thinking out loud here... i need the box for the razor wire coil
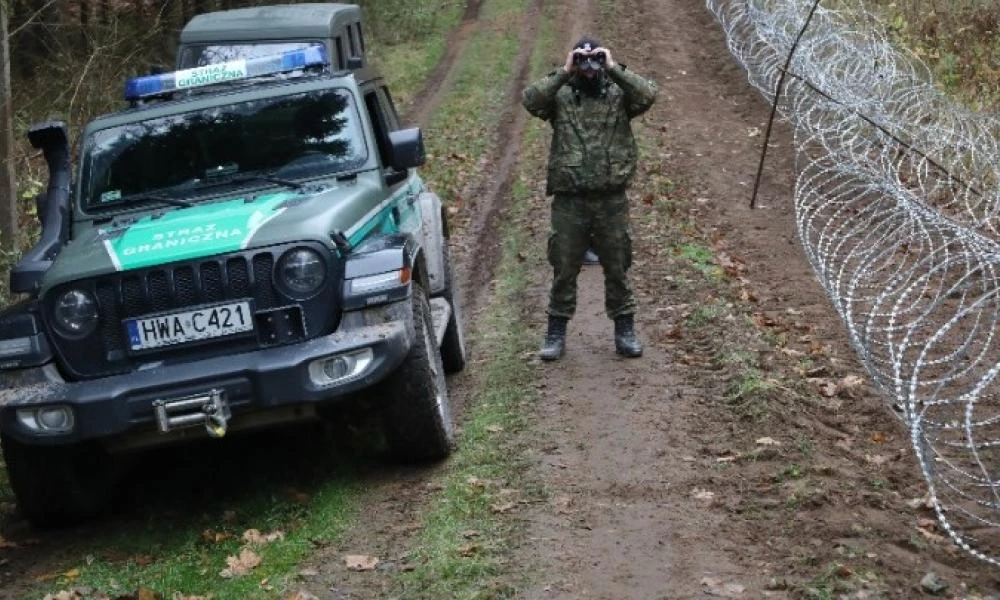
[705,0,1000,566]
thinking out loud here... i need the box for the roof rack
[124,46,328,102]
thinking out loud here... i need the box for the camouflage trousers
[547,190,636,319]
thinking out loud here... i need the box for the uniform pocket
[554,151,584,167]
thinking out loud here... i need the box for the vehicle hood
[43,181,386,290]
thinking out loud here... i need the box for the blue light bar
[124,46,329,101]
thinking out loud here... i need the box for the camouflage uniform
[522,64,658,319]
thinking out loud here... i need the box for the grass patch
[674,243,725,280]
[365,0,464,108]
[25,432,365,599]
[389,2,558,597]
[685,300,726,328]
[395,198,536,597]
[417,0,527,208]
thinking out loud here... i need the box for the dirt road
[298,0,1000,597]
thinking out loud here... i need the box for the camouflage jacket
[522,64,658,195]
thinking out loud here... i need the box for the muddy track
[455,0,546,312]
[287,1,550,596]
[406,0,484,130]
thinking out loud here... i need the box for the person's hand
[563,48,581,73]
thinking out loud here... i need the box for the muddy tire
[437,244,467,374]
[1,434,114,528]
[380,282,454,462]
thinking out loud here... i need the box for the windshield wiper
[123,194,195,209]
[199,173,304,192]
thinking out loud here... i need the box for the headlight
[278,248,326,296]
[53,289,99,337]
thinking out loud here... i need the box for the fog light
[16,405,75,433]
[323,357,350,380]
[308,349,373,388]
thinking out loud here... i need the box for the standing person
[522,36,658,361]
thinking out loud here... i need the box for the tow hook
[152,389,230,438]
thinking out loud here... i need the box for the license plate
[125,301,253,351]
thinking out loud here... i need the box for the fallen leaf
[837,375,865,397]
[132,554,155,567]
[834,437,854,451]
[485,424,504,433]
[701,576,746,597]
[242,529,285,545]
[42,592,81,600]
[906,494,934,510]
[461,530,481,539]
[220,548,262,578]
[817,380,838,397]
[201,529,233,544]
[62,568,81,581]
[466,476,487,489]
[137,588,162,600]
[490,501,517,514]
[917,527,947,544]
[344,554,379,571]
[865,454,889,466]
[692,489,715,501]
[920,571,949,595]
[459,543,480,557]
[755,437,781,446]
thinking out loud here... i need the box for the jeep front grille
[46,243,341,379]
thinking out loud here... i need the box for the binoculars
[574,51,606,71]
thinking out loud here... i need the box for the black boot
[539,315,568,361]
[614,314,643,357]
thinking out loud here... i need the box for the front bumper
[0,302,414,446]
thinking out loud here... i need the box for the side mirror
[388,127,425,170]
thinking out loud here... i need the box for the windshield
[179,41,324,68]
[81,88,367,211]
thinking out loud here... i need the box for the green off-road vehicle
[0,3,466,526]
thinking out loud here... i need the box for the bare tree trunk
[0,3,19,251]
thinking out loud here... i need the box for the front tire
[1,434,115,528]
[379,283,454,462]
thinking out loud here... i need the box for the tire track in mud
[451,0,546,315]
[406,0,484,130]
[290,1,549,596]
